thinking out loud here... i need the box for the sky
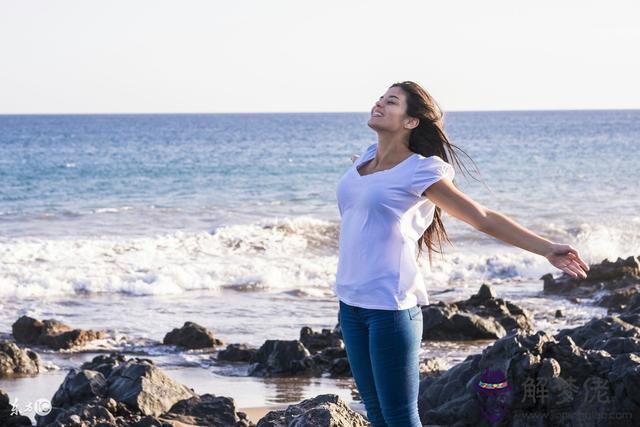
[0,0,639,114]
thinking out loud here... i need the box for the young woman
[334,81,590,427]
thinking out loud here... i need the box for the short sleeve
[410,155,455,197]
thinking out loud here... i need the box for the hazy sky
[1,0,638,113]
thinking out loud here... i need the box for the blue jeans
[338,299,423,427]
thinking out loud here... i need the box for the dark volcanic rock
[256,393,368,426]
[421,283,535,340]
[163,321,223,349]
[51,368,108,408]
[248,340,317,377]
[11,315,106,350]
[416,313,640,426]
[162,393,252,426]
[35,352,255,426]
[0,341,40,377]
[542,255,640,313]
[107,359,196,416]
[299,326,343,354]
[217,343,258,362]
[80,352,130,378]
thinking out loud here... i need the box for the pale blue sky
[1,0,638,113]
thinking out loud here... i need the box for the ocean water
[0,111,637,412]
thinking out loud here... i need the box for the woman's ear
[405,117,419,130]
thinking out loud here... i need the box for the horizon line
[0,107,639,116]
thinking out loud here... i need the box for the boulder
[12,315,106,350]
[421,284,534,340]
[163,321,223,349]
[51,369,108,408]
[0,341,40,377]
[217,343,258,362]
[248,340,316,377]
[256,394,368,426]
[162,393,252,426]
[107,359,196,417]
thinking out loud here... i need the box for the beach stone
[256,393,368,426]
[11,315,106,350]
[0,389,32,426]
[0,341,40,377]
[161,393,253,426]
[107,359,196,417]
[248,340,316,377]
[217,343,258,362]
[51,369,108,408]
[163,321,223,349]
[420,284,534,340]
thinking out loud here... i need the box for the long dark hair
[390,81,486,268]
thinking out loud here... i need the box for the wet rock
[256,394,368,426]
[555,309,563,318]
[163,321,223,349]
[248,340,317,377]
[0,341,40,377]
[11,315,106,350]
[421,284,534,340]
[0,389,32,426]
[162,393,253,426]
[217,343,258,362]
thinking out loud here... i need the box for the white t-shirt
[334,142,455,310]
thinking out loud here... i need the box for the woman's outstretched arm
[424,177,590,279]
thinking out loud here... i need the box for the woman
[334,81,590,427]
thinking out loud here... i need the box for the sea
[0,110,638,416]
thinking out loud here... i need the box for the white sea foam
[0,216,636,299]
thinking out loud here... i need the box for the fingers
[563,260,588,279]
[565,247,590,272]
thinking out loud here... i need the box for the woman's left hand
[543,242,590,279]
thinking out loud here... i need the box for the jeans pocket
[408,305,422,320]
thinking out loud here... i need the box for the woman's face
[367,86,412,133]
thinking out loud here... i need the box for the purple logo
[475,368,513,423]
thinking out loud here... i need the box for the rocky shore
[1,255,638,426]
